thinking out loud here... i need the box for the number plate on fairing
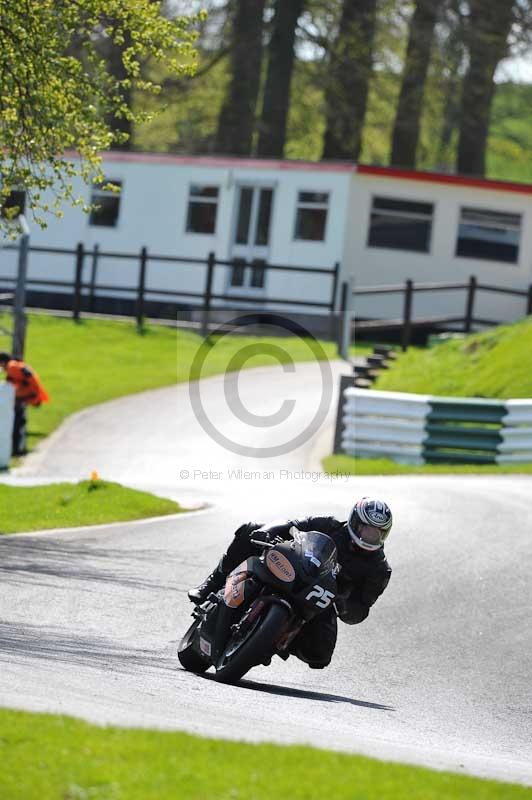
[199,637,212,656]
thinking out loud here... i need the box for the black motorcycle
[178,529,339,684]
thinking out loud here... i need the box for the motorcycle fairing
[265,549,296,583]
[224,560,250,608]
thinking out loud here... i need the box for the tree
[456,0,516,176]
[215,0,266,155]
[0,0,200,231]
[256,0,305,158]
[96,32,133,151]
[390,0,439,168]
[322,0,378,161]
[433,1,467,170]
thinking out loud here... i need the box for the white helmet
[347,497,393,551]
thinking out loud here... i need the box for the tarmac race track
[1,362,531,785]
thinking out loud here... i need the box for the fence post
[201,251,215,337]
[72,242,84,322]
[339,279,354,360]
[337,281,347,356]
[332,374,354,454]
[88,244,99,313]
[12,215,30,359]
[464,275,477,333]
[401,278,413,352]
[136,246,148,330]
[527,284,532,317]
[328,261,340,340]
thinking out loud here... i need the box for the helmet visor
[353,522,388,548]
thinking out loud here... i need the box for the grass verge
[0,708,530,800]
[323,454,532,476]
[0,313,364,452]
[374,317,532,398]
[0,479,183,533]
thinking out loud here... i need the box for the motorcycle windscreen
[292,530,338,578]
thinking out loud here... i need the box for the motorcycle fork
[275,618,303,653]
[211,601,240,665]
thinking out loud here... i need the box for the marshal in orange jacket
[5,359,49,406]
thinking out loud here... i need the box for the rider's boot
[188,563,226,604]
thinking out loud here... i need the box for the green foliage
[1,708,530,799]
[133,55,229,153]
[0,1,203,232]
[0,480,183,533]
[488,83,532,182]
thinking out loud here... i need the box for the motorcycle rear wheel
[178,619,209,674]
[214,603,289,684]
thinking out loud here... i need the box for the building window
[89,180,122,227]
[1,188,26,219]
[186,185,219,234]
[367,196,433,253]
[294,191,329,241]
[456,207,521,264]
[229,258,265,289]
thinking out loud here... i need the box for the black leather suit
[219,516,392,668]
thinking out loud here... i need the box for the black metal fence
[338,276,532,352]
[3,240,531,353]
[0,243,340,337]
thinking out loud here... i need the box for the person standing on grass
[0,352,49,456]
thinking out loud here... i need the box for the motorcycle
[178,528,340,684]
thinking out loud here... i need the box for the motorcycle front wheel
[214,603,289,685]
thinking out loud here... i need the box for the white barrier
[338,387,532,465]
[341,388,428,464]
[0,383,15,468]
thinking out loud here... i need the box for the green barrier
[428,405,507,425]
[426,424,503,440]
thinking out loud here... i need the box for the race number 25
[305,585,335,609]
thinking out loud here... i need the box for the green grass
[0,480,183,533]
[323,454,532,476]
[0,709,530,800]
[374,318,532,398]
[0,312,358,451]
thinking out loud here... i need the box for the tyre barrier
[337,388,532,465]
[0,383,15,468]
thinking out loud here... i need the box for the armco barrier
[338,388,532,465]
[0,383,15,468]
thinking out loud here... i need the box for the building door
[228,185,274,294]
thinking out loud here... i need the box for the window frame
[89,179,122,228]
[185,184,220,236]
[293,190,330,243]
[366,194,435,255]
[454,206,522,266]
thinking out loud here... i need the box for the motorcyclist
[188,497,393,669]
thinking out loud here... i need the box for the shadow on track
[0,537,178,591]
[201,673,394,711]
[0,621,174,673]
